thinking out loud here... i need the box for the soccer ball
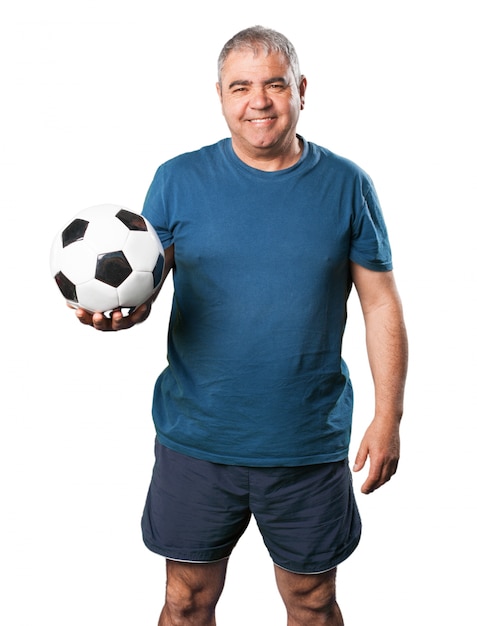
[50,204,165,314]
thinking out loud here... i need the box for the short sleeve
[349,176,393,272]
[142,166,174,249]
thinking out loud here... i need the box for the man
[76,26,408,626]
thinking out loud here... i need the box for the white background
[1,1,475,624]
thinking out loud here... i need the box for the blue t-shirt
[142,138,392,466]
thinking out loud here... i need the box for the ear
[216,82,223,103]
[299,75,307,110]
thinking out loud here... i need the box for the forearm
[350,265,408,492]
[364,296,408,424]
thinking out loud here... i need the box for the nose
[249,87,272,109]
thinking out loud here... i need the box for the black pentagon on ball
[152,254,165,288]
[62,218,89,248]
[55,271,78,303]
[116,209,148,231]
[95,250,132,287]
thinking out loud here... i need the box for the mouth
[247,117,276,125]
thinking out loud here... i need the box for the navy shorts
[141,440,361,574]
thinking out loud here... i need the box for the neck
[232,135,303,171]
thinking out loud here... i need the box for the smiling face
[216,48,307,170]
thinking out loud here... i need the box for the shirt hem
[156,435,349,467]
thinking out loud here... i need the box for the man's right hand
[73,300,153,331]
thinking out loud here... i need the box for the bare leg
[158,559,228,626]
[274,565,344,626]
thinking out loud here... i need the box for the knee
[276,567,343,624]
[291,580,337,616]
[160,560,227,624]
[164,578,217,621]
[306,585,338,618]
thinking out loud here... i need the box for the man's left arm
[350,262,409,494]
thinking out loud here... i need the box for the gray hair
[217,26,302,86]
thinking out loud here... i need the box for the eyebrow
[227,76,288,89]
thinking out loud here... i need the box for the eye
[231,86,247,94]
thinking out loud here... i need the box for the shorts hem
[164,555,230,565]
[271,533,361,575]
[143,535,233,564]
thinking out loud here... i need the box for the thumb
[353,444,368,472]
